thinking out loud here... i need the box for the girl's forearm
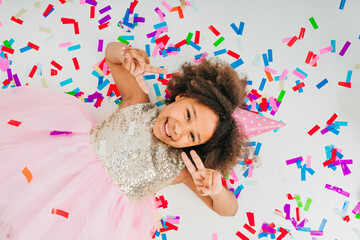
[210,186,238,216]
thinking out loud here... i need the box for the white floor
[1,0,359,239]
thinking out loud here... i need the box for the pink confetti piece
[229,169,239,182]
[292,69,305,80]
[212,233,218,240]
[0,20,2,27]
[280,69,289,80]
[264,67,277,75]
[161,1,172,11]
[0,57,10,71]
[59,42,72,48]
[248,165,253,177]
[352,202,360,214]
[282,36,293,44]
[319,46,333,54]
[309,55,320,66]
[269,97,278,111]
[306,155,311,168]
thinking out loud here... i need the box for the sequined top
[89,103,185,203]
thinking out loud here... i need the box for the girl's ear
[175,93,186,101]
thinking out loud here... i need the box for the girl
[0,42,284,239]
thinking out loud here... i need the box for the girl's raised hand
[120,46,168,94]
[181,150,223,197]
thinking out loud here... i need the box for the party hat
[232,108,286,138]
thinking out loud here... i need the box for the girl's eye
[190,132,195,142]
[187,109,191,121]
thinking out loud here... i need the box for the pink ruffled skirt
[0,85,157,240]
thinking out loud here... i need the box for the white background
[0,0,359,239]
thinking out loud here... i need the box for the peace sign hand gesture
[120,46,168,94]
[181,150,223,197]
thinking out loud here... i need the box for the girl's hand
[181,150,223,197]
[120,46,168,94]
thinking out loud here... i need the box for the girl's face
[153,95,219,148]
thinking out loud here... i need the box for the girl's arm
[105,42,150,106]
[173,151,238,216]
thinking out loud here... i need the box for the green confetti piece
[117,36,130,45]
[356,213,360,219]
[213,36,225,47]
[309,17,319,29]
[186,32,193,45]
[295,195,303,208]
[277,90,286,102]
[224,172,230,179]
[3,40,12,49]
[304,198,312,211]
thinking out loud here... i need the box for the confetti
[51,208,69,218]
[309,17,319,29]
[339,41,351,56]
[22,167,33,183]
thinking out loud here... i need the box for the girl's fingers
[181,152,197,177]
[144,64,168,74]
[189,150,205,170]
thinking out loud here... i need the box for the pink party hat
[232,108,286,138]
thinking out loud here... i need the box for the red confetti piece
[51,60,63,71]
[51,69,58,76]
[246,212,255,226]
[287,36,298,47]
[326,113,338,125]
[174,39,187,49]
[209,25,220,36]
[1,46,14,54]
[61,17,75,24]
[194,30,200,44]
[129,0,138,12]
[308,125,320,136]
[90,6,95,18]
[343,215,350,222]
[338,82,351,88]
[74,22,79,34]
[277,227,289,240]
[8,119,22,127]
[236,231,249,240]
[170,6,184,19]
[43,4,54,17]
[305,51,313,64]
[292,82,305,91]
[296,207,300,221]
[22,167,33,183]
[227,50,240,59]
[29,65,37,78]
[72,57,80,70]
[11,16,23,25]
[51,208,69,218]
[298,27,306,39]
[157,78,168,85]
[59,0,66,4]
[27,42,39,51]
[287,193,294,200]
[98,21,109,30]
[243,224,256,234]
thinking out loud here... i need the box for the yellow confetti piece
[34,2,41,8]
[39,26,52,33]
[41,78,48,88]
[355,64,360,69]
[22,167,33,183]
[156,96,166,104]
[93,65,104,77]
[14,9,26,19]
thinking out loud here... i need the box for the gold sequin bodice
[89,103,185,203]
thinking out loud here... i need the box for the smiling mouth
[164,119,171,138]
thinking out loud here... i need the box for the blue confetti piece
[194,53,203,60]
[346,70,352,83]
[333,121,348,128]
[153,83,161,96]
[154,21,167,29]
[120,35,134,41]
[20,46,32,53]
[214,48,227,56]
[343,200,349,214]
[167,47,179,52]
[254,142,262,155]
[247,80,252,85]
[331,40,336,52]
[97,79,110,91]
[297,227,311,232]
[230,58,244,69]
[268,49,273,62]
[316,78,328,89]
[92,70,101,78]
[161,232,167,240]
[188,41,201,51]
[44,7,54,18]
[301,167,306,181]
[339,0,346,10]
[144,74,155,80]
[295,68,308,78]
[161,49,168,57]
[155,101,164,107]
[296,160,302,169]
[262,53,269,66]
[327,125,339,135]
[68,44,81,51]
[295,80,304,93]
[328,163,337,171]
[230,23,239,34]
[258,232,269,238]
[259,78,266,91]
[336,151,343,159]
[145,44,150,57]
[238,22,245,35]
[233,184,244,195]
[9,38,15,46]
[318,218,327,231]
[60,78,73,87]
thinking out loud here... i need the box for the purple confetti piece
[247,93,259,100]
[290,217,298,228]
[310,231,323,236]
[261,223,276,234]
[98,15,111,25]
[284,204,291,220]
[321,127,329,135]
[341,162,351,175]
[352,202,360,214]
[297,218,309,228]
[146,31,157,38]
[339,41,351,56]
[133,17,145,23]
[50,131,72,135]
[99,5,111,14]
[85,0,97,7]
[270,101,281,116]
[7,68,12,80]
[98,39,103,52]
[286,156,303,165]
[13,73,21,86]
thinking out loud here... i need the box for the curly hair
[165,58,251,175]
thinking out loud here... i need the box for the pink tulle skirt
[0,85,158,240]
